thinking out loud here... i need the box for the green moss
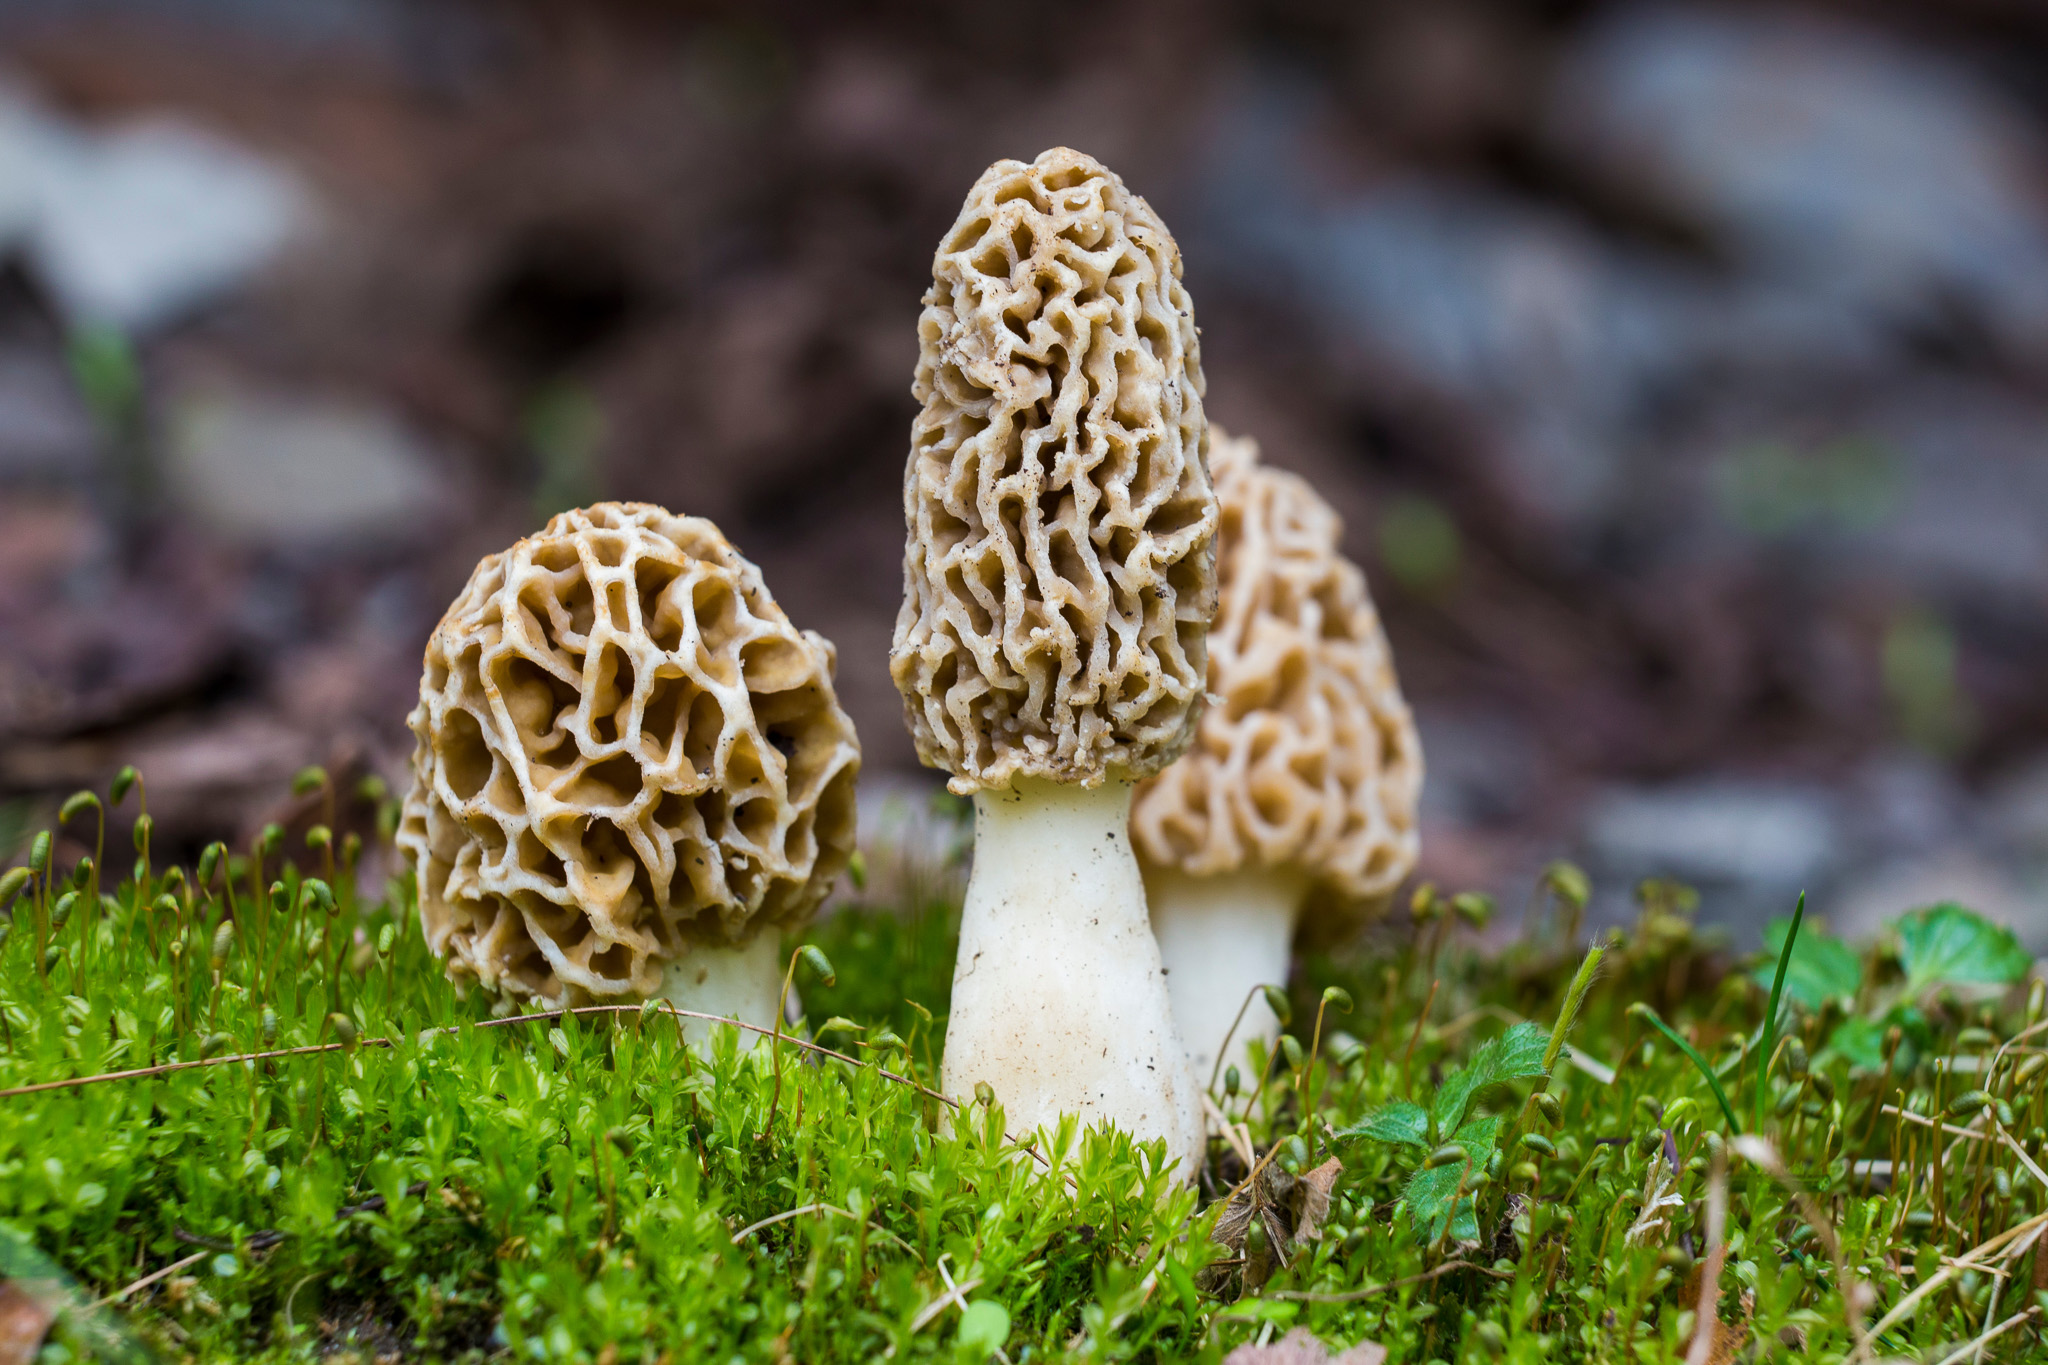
[0,791,2041,1362]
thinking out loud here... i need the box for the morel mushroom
[1130,429,1422,1082]
[892,148,1217,1176]
[398,502,860,1048]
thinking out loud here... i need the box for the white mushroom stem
[656,933,784,1053]
[1144,866,1309,1087]
[945,776,1206,1179]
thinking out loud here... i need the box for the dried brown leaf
[0,1281,58,1365]
[1291,1157,1343,1244]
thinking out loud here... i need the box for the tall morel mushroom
[892,148,1217,1175]
[398,502,860,1047]
[1130,429,1422,1082]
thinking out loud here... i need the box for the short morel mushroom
[892,148,1218,1176]
[398,502,860,1047]
[1130,429,1422,1082]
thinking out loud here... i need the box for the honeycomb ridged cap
[1129,430,1422,929]
[891,147,1219,794]
[397,502,860,1006]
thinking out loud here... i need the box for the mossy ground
[0,778,2043,1363]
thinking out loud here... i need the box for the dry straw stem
[1852,1210,2048,1361]
[907,1257,984,1335]
[1928,1305,2038,1365]
[1685,1147,1729,1365]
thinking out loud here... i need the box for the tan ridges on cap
[892,147,1218,794]
[1130,430,1421,927]
[397,502,860,1006]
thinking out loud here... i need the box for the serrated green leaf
[1897,903,2029,996]
[1749,916,1862,1009]
[1404,1116,1500,1243]
[1432,1021,1548,1135]
[1345,1101,1428,1148]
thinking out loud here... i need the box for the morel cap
[1129,430,1421,933]
[892,147,1218,794]
[398,502,860,1005]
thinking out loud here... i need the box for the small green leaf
[956,1299,1009,1354]
[1432,1021,1547,1136]
[1346,1101,1428,1148]
[1897,903,2029,996]
[1748,916,1861,1009]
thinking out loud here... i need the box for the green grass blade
[1756,889,1806,1132]
[1636,1008,1742,1133]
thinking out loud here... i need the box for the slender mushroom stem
[944,777,1205,1178]
[1145,867,1307,1086]
[656,935,784,1055]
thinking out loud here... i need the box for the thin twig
[728,1200,920,1258]
[731,1203,845,1243]
[1267,1259,1508,1303]
[0,1004,1054,1171]
[1883,1105,1990,1143]
[91,1250,207,1307]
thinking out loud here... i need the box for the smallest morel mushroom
[398,502,860,1048]
[1131,430,1422,1082]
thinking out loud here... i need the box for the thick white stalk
[945,777,1206,1179]
[1145,866,1305,1086]
[656,932,783,1053]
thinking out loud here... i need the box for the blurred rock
[166,387,443,548]
[0,347,95,481]
[1581,777,1843,908]
[1414,705,1539,830]
[1848,753,1967,858]
[1826,849,2042,949]
[1553,4,2048,359]
[0,498,242,743]
[1195,84,1698,524]
[0,83,308,333]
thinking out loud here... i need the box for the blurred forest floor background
[4,0,2048,949]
